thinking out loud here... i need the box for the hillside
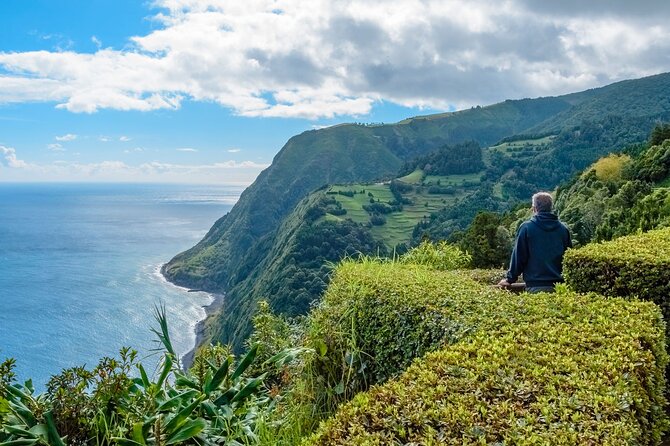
[163,72,670,350]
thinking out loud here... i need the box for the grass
[397,169,425,184]
[324,179,470,248]
[423,173,482,186]
[488,135,555,154]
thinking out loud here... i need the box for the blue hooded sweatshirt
[506,212,572,287]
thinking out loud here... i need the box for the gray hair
[532,192,553,213]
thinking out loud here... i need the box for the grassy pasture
[423,172,482,186]
[489,135,555,153]
[397,169,425,184]
[325,179,472,248]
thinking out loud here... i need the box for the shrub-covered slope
[304,262,668,445]
[555,138,670,245]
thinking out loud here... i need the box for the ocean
[0,183,241,389]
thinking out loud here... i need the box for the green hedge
[304,260,504,404]
[305,275,668,445]
[563,227,670,327]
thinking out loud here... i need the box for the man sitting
[498,192,572,293]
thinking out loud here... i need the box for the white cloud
[48,143,65,152]
[1,1,670,117]
[55,133,78,141]
[227,148,241,153]
[0,145,28,168]
[92,36,102,49]
[99,136,111,142]
[0,155,267,184]
[123,147,144,153]
[177,147,198,152]
[119,135,131,142]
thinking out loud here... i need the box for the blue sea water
[0,183,241,389]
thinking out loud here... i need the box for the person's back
[499,192,572,293]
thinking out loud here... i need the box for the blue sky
[1,0,670,184]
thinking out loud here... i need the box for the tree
[458,212,512,268]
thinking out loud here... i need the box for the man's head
[532,192,553,213]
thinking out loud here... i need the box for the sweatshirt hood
[531,212,561,231]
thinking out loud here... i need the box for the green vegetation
[396,169,424,184]
[306,267,668,445]
[564,227,670,337]
[0,308,268,446]
[399,141,485,176]
[163,72,670,351]
[555,135,670,245]
[4,235,670,444]
[207,193,387,347]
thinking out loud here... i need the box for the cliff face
[163,72,670,349]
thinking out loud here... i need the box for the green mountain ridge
[162,72,670,350]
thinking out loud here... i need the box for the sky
[1,1,670,184]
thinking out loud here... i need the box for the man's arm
[499,225,528,286]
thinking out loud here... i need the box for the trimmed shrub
[302,261,492,413]
[306,284,668,445]
[563,227,670,331]
[398,240,471,270]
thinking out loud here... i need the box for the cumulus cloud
[177,147,198,152]
[1,0,670,118]
[0,145,28,168]
[119,135,131,142]
[227,148,241,153]
[48,143,65,152]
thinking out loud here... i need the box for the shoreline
[180,290,225,369]
[154,263,224,370]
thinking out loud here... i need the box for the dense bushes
[301,257,478,412]
[0,309,269,446]
[564,227,670,329]
[306,278,668,445]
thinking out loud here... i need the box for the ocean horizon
[0,182,242,389]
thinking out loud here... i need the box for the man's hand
[497,279,511,288]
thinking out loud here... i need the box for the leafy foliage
[397,240,471,270]
[0,308,268,446]
[555,135,670,245]
[563,227,670,340]
[454,211,513,268]
[305,266,668,445]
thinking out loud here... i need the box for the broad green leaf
[156,354,173,389]
[165,418,206,445]
[157,390,198,413]
[138,364,151,389]
[4,426,37,438]
[230,376,264,403]
[163,396,203,435]
[27,424,48,439]
[43,411,65,446]
[174,374,198,390]
[205,357,231,394]
[230,344,258,381]
[131,422,146,446]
